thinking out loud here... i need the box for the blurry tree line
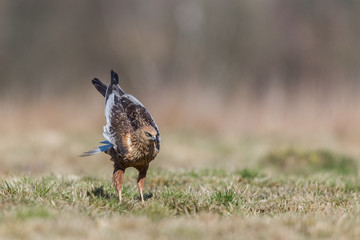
[1,0,360,99]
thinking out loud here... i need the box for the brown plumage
[81,70,160,202]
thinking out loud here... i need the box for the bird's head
[138,126,157,143]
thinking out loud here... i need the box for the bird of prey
[81,70,160,203]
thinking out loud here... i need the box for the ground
[1,129,360,240]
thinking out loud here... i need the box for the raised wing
[103,72,133,156]
[91,70,160,153]
[92,70,124,97]
[91,78,107,97]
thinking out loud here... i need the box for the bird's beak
[151,135,156,141]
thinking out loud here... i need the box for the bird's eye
[145,132,152,137]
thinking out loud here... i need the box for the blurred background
[1,0,360,176]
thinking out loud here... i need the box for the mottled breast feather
[120,94,161,151]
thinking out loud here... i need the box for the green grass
[1,168,360,240]
[262,148,358,175]
[1,129,360,240]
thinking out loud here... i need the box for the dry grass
[1,99,360,240]
[1,170,360,240]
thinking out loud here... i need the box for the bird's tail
[79,140,113,157]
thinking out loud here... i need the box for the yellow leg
[113,168,125,201]
[137,166,148,203]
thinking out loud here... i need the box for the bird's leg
[137,166,148,203]
[113,167,125,201]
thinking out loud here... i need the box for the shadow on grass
[88,186,153,202]
[88,186,115,200]
[134,192,153,201]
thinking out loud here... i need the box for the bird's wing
[91,78,107,97]
[92,70,124,97]
[103,72,133,156]
[120,94,161,151]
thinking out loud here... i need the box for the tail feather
[79,142,113,157]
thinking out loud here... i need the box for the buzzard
[81,70,160,202]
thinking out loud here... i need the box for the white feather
[123,94,145,107]
[103,92,119,148]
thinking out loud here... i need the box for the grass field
[1,126,360,240]
[1,169,360,240]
